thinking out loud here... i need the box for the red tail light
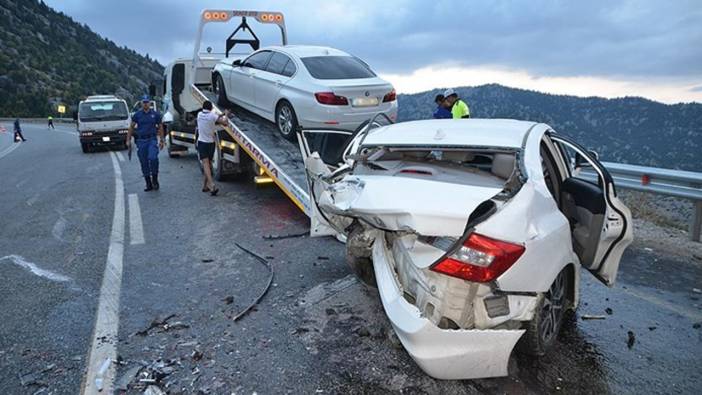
[383,89,397,102]
[314,92,348,105]
[430,233,525,283]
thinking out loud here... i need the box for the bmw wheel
[520,268,568,356]
[275,101,298,141]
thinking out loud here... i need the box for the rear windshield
[79,101,129,122]
[354,148,518,188]
[301,56,376,80]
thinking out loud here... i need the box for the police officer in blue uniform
[127,96,165,191]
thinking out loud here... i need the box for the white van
[77,95,130,153]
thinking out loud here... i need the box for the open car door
[550,135,633,286]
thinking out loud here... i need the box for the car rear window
[301,56,376,79]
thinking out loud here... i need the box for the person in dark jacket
[13,118,26,142]
[432,94,452,119]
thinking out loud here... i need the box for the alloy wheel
[278,105,293,136]
[538,270,566,344]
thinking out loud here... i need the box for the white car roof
[265,45,350,58]
[362,119,538,149]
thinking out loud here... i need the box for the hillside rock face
[0,0,163,117]
[399,84,702,172]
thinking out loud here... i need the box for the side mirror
[575,153,592,169]
[588,149,599,160]
[232,59,242,67]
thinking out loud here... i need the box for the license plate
[352,97,379,107]
[102,137,110,142]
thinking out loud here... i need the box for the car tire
[519,268,569,356]
[275,100,298,141]
[81,143,91,153]
[216,75,231,108]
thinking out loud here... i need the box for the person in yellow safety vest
[443,88,470,119]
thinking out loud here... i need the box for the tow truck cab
[78,95,129,153]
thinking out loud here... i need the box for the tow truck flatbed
[190,85,311,215]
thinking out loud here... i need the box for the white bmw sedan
[297,119,634,380]
[212,45,398,140]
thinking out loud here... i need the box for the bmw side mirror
[232,59,242,67]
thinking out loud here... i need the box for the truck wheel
[275,101,298,141]
[81,143,91,153]
[216,75,231,108]
[212,135,226,181]
[519,268,569,356]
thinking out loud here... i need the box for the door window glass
[282,60,297,77]
[266,52,291,75]
[243,51,272,70]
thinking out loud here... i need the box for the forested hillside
[0,0,163,117]
[399,84,702,171]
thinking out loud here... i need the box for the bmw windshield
[301,56,376,80]
[79,101,129,122]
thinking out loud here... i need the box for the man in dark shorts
[196,100,229,195]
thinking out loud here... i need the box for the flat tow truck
[163,9,312,215]
[162,9,391,223]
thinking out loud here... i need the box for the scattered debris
[605,307,613,315]
[693,322,701,329]
[94,358,111,391]
[233,242,274,321]
[191,350,204,361]
[627,331,636,348]
[263,231,308,240]
[144,384,166,395]
[692,288,701,294]
[325,308,337,316]
[222,296,234,305]
[643,247,653,252]
[116,365,143,391]
[19,371,42,387]
[317,256,330,261]
[134,314,189,336]
[201,258,214,263]
[356,327,371,337]
[648,326,657,331]
[581,315,606,320]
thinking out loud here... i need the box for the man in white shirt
[196,101,229,195]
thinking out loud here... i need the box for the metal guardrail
[584,162,702,242]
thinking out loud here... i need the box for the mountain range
[0,0,163,117]
[398,85,702,172]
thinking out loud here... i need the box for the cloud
[690,85,702,92]
[44,0,702,103]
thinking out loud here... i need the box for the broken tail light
[430,233,525,283]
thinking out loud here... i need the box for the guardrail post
[691,200,702,242]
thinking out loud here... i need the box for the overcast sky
[45,0,702,103]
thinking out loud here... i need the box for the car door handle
[275,80,282,87]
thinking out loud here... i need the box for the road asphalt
[0,121,700,394]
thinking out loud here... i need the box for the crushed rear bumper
[372,237,524,380]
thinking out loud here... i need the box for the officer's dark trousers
[136,138,159,177]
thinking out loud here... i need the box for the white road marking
[116,151,126,162]
[82,151,125,394]
[0,255,72,283]
[623,286,702,321]
[128,194,145,245]
[0,139,21,159]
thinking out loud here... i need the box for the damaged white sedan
[297,119,633,380]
